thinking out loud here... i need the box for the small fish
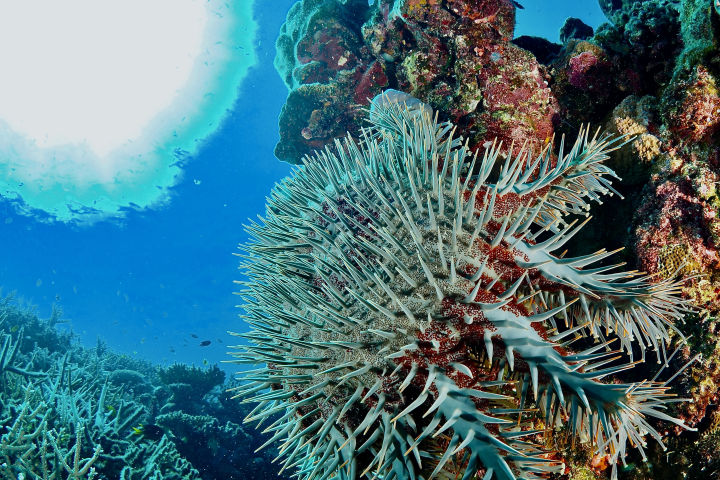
[191,334,199,338]
[199,340,211,347]
[106,405,115,414]
[10,325,19,333]
[512,1,524,8]
[141,424,164,441]
[216,338,223,344]
[131,423,164,440]
[203,359,209,365]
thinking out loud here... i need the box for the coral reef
[0,388,102,479]
[544,1,720,475]
[548,0,683,135]
[613,17,720,320]
[234,95,691,479]
[273,0,375,162]
[625,62,720,459]
[596,0,637,19]
[274,0,558,163]
[0,296,288,480]
[266,0,720,476]
[530,1,720,319]
[158,363,226,415]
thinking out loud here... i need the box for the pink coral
[666,66,720,143]
[567,51,600,89]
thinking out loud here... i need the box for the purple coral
[568,51,601,90]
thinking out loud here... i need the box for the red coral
[666,66,720,144]
[567,51,600,89]
[275,0,557,163]
[354,60,389,103]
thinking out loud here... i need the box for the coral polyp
[231,93,691,480]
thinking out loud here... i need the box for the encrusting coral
[232,92,692,480]
[273,0,558,163]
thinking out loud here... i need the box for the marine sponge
[231,93,691,480]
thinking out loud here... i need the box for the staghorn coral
[0,387,102,480]
[0,329,45,389]
[0,298,243,480]
[231,93,692,480]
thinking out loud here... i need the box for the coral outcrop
[533,1,720,321]
[548,2,720,475]
[274,0,558,164]
[233,94,690,480]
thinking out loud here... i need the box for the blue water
[515,0,606,42]
[0,1,608,371]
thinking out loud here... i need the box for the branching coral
[0,329,45,389]
[0,387,101,480]
[232,93,691,479]
[0,301,201,480]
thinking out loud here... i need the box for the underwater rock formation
[536,1,718,301]
[599,1,720,317]
[274,0,377,163]
[512,36,562,65]
[548,0,682,133]
[559,18,594,44]
[274,0,558,164]
[234,94,691,480]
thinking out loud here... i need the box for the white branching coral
[230,91,692,480]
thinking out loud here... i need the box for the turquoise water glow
[0,1,257,223]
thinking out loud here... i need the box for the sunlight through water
[0,0,257,222]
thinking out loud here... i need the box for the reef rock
[274,0,559,163]
[633,64,720,313]
[559,17,594,44]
